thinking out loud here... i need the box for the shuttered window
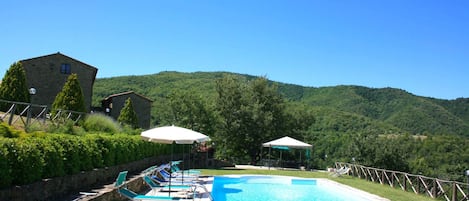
[60,63,71,74]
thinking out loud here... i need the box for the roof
[103,91,153,102]
[262,136,312,149]
[20,52,98,83]
[21,52,98,71]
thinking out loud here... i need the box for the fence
[0,99,87,128]
[335,162,469,201]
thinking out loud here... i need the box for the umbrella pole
[182,144,186,183]
[182,144,185,182]
[169,142,173,196]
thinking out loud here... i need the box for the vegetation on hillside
[93,71,469,137]
[92,71,469,182]
[1,70,467,188]
[214,76,314,164]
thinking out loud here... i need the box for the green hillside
[93,71,469,137]
[300,86,469,136]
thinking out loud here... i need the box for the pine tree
[52,73,86,113]
[0,62,29,111]
[118,97,139,128]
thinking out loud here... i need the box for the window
[60,63,71,74]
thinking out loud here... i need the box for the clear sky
[1,1,468,100]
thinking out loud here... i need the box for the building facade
[101,91,153,129]
[20,52,98,112]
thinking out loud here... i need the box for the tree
[215,75,288,164]
[214,75,248,162]
[118,98,139,128]
[0,62,29,111]
[162,90,216,136]
[52,74,86,113]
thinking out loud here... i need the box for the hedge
[0,134,170,189]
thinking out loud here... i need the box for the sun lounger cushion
[119,188,179,200]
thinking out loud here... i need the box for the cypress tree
[52,73,86,113]
[118,97,139,128]
[0,62,29,111]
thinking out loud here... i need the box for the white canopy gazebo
[262,136,312,169]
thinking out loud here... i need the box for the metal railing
[335,162,469,201]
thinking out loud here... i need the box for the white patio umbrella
[141,125,210,144]
[141,125,210,195]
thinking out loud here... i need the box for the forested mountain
[93,71,469,181]
[93,71,469,137]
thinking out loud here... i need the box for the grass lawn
[199,168,435,201]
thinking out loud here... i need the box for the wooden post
[432,179,437,198]
[381,170,385,185]
[8,104,16,125]
[391,172,395,188]
[417,176,421,194]
[403,174,407,192]
[452,182,457,201]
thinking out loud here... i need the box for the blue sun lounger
[115,171,182,201]
[118,188,180,200]
[170,161,201,175]
[143,175,194,191]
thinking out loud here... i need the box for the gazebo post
[300,150,302,167]
[268,145,272,170]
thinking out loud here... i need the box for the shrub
[37,136,65,178]
[47,120,86,135]
[0,122,23,138]
[0,62,29,112]
[25,122,45,133]
[8,138,44,185]
[83,113,121,133]
[118,98,139,128]
[0,138,13,188]
[0,133,169,188]
[51,73,85,114]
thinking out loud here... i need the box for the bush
[0,122,23,138]
[0,133,168,188]
[0,138,13,188]
[37,136,65,178]
[8,138,44,185]
[83,113,121,133]
[47,119,86,135]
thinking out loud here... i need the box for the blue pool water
[211,175,371,201]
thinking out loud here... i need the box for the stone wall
[0,153,232,201]
[0,155,172,201]
[83,158,234,201]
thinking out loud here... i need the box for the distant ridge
[92,71,469,137]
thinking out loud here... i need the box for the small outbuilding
[101,91,153,129]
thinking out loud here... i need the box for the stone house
[20,52,98,112]
[101,91,153,129]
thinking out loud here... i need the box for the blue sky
[1,1,468,100]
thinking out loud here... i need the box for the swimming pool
[211,175,388,201]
